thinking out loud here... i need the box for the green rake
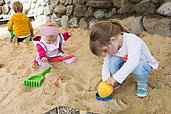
[24,67,51,87]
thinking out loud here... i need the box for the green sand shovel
[24,67,51,87]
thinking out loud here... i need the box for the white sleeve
[58,33,65,46]
[102,55,111,81]
[113,37,142,83]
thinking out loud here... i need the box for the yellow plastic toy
[97,82,113,98]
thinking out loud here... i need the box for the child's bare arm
[62,28,74,41]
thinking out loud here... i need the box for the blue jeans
[109,55,152,84]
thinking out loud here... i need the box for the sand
[0,23,171,114]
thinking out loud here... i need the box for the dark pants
[9,30,31,42]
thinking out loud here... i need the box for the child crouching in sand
[7,1,33,43]
[89,20,158,97]
[33,22,77,68]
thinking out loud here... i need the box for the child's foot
[63,56,77,65]
[10,38,13,42]
[136,83,148,97]
[113,81,121,89]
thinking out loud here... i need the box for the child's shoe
[136,83,148,97]
[113,81,121,89]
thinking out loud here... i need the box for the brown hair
[89,20,129,56]
[12,1,23,13]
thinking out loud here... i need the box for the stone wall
[0,0,171,36]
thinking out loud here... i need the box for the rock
[86,1,112,8]
[69,17,78,27]
[73,0,86,4]
[85,7,94,17]
[66,5,73,15]
[54,4,67,15]
[130,0,141,2]
[73,5,87,17]
[143,16,171,37]
[61,15,69,26]
[122,16,144,35]
[51,13,60,23]
[94,10,105,19]
[157,2,171,16]
[78,18,87,28]
[112,0,129,8]
[117,2,134,14]
[44,5,52,16]
[134,1,156,14]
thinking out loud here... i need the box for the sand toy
[48,55,74,62]
[96,82,113,101]
[24,67,51,87]
[96,92,113,101]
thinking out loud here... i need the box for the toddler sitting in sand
[33,22,77,68]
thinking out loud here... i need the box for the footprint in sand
[0,88,14,105]
[22,68,32,77]
[18,87,33,96]
[45,99,55,106]
[0,64,4,69]
[6,66,11,73]
[65,82,85,93]
[16,64,26,70]
[44,96,57,106]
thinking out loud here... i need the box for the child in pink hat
[33,22,77,68]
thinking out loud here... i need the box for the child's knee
[109,56,122,65]
[109,56,123,69]
[132,61,152,76]
[109,56,124,75]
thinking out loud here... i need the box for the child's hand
[31,34,35,37]
[41,57,48,62]
[68,28,74,36]
[106,77,116,86]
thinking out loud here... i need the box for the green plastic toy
[24,67,51,87]
[10,30,14,42]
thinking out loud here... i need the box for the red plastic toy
[48,55,74,62]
